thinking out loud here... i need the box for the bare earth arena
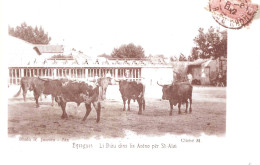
[8,84,226,139]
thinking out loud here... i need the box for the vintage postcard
[1,0,260,164]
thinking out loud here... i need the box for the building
[7,36,175,86]
[187,58,227,85]
[33,44,64,59]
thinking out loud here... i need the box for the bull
[14,77,68,107]
[55,81,101,122]
[97,76,112,100]
[14,77,35,102]
[157,81,193,115]
[117,80,145,115]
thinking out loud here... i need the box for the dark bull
[56,81,101,122]
[117,80,145,115]
[14,77,68,107]
[157,81,193,115]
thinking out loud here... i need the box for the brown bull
[158,81,193,115]
[14,77,35,102]
[55,81,101,122]
[118,80,145,115]
[14,77,68,107]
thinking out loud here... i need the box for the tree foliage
[179,53,187,61]
[9,22,51,44]
[98,53,112,59]
[192,27,227,59]
[111,43,145,59]
[190,47,200,60]
[170,56,178,62]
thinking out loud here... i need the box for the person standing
[187,73,193,84]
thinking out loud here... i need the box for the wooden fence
[8,67,142,85]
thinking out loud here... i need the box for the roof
[9,57,176,68]
[7,35,39,66]
[33,45,64,55]
[188,59,209,66]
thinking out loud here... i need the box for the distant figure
[216,72,224,87]
[187,73,193,84]
[97,73,112,100]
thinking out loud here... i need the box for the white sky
[1,0,223,57]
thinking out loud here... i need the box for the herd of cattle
[13,76,193,122]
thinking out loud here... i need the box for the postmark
[209,0,258,29]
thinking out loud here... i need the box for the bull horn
[114,79,120,82]
[157,81,164,87]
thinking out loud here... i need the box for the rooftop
[33,45,64,55]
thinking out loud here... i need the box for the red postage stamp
[209,0,258,29]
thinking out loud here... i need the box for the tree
[111,43,145,59]
[179,53,187,61]
[190,47,200,60]
[98,53,112,59]
[170,56,178,62]
[9,22,51,44]
[192,27,227,59]
[187,55,194,61]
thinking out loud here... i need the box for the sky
[1,0,223,57]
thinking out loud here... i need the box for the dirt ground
[8,85,226,139]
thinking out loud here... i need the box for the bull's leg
[143,99,145,111]
[34,92,40,108]
[40,93,43,101]
[189,98,192,113]
[169,100,173,116]
[103,87,107,100]
[51,95,54,106]
[83,103,92,121]
[35,97,39,108]
[98,87,103,100]
[127,99,131,111]
[178,103,181,114]
[23,91,27,102]
[137,99,142,115]
[101,87,104,100]
[92,101,101,123]
[185,100,188,113]
[22,87,28,102]
[122,98,126,111]
[60,101,68,119]
[55,96,61,106]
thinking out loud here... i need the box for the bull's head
[157,81,172,100]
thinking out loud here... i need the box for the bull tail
[13,86,22,97]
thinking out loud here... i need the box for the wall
[142,67,173,86]
[189,59,227,85]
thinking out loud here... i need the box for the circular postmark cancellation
[209,0,258,29]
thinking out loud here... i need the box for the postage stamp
[209,0,258,29]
